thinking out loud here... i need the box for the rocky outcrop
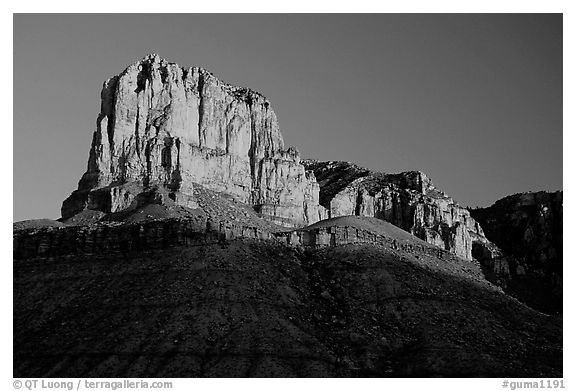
[13,216,275,260]
[17,181,291,260]
[303,160,486,260]
[14,214,448,262]
[62,54,326,227]
[275,226,449,260]
[470,191,563,313]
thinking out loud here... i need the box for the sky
[13,14,562,221]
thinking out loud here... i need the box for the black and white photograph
[10,8,568,386]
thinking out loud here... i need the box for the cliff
[57,55,506,263]
[62,54,326,227]
[470,191,563,313]
[303,160,487,261]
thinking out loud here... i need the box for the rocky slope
[470,191,563,314]
[14,225,561,377]
[16,183,287,260]
[62,54,326,227]
[302,160,487,261]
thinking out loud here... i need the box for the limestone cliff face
[303,160,487,260]
[62,54,326,226]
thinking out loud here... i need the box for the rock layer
[62,54,326,227]
[303,160,487,260]
[13,217,274,260]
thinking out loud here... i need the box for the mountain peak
[61,55,492,262]
[62,55,326,227]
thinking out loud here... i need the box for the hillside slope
[14,233,561,377]
[470,191,563,314]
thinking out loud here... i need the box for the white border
[4,2,572,390]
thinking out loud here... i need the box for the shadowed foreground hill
[470,191,563,314]
[14,233,561,377]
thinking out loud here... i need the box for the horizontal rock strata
[15,216,446,261]
[274,226,449,259]
[13,217,273,260]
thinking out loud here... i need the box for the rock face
[62,54,326,227]
[303,160,487,260]
[470,191,563,313]
[13,216,274,261]
[275,216,451,260]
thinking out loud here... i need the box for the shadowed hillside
[14,234,561,377]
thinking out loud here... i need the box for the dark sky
[13,14,562,221]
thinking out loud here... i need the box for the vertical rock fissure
[144,140,152,187]
[248,102,257,186]
[106,81,119,176]
[135,106,140,158]
[197,71,205,147]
